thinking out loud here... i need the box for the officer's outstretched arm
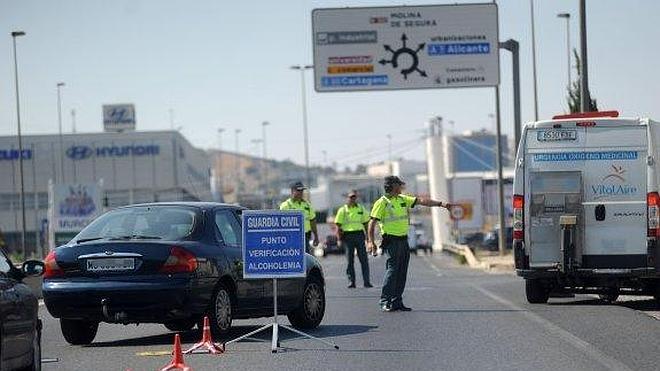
[416,196,452,210]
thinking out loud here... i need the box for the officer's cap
[384,175,406,187]
[290,181,307,191]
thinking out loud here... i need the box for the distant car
[0,249,44,371]
[321,235,344,257]
[481,227,513,251]
[42,202,326,345]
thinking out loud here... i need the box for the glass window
[74,206,198,242]
[215,210,242,248]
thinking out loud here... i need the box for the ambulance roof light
[552,111,619,120]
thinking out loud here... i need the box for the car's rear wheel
[287,276,325,329]
[60,319,99,345]
[525,279,550,304]
[164,319,197,332]
[209,283,232,335]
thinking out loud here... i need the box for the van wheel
[525,279,549,304]
[60,319,99,345]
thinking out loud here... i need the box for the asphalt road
[40,252,660,371]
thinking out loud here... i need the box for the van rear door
[581,125,647,268]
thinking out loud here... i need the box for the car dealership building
[0,130,211,255]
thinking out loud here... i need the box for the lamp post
[57,82,65,183]
[11,30,27,260]
[217,128,225,201]
[261,121,270,208]
[290,65,313,188]
[579,0,591,112]
[529,0,539,121]
[557,13,572,90]
[234,128,242,203]
[386,134,393,175]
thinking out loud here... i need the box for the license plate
[86,258,135,272]
[537,129,577,142]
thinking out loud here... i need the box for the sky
[1,0,660,170]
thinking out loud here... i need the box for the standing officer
[335,190,372,289]
[367,176,451,312]
[280,181,319,253]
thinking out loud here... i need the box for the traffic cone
[160,334,192,371]
[184,316,225,355]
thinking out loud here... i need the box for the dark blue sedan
[42,203,326,345]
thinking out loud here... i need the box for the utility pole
[12,30,27,260]
[499,40,522,148]
[217,128,225,202]
[71,109,77,134]
[262,121,270,208]
[579,0,591,112]
[57,82,66,183]
[290,65,313,188]
[234,129,241,203]
[530,0,539,121]
[387,134,393,175]
[557,13,572,90]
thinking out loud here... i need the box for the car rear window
[74,206,198,242]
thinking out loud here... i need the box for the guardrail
[442,242,489,270]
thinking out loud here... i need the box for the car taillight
[648,192,660,238]
[43,250,64,278]
[159,247,198,273]
[513,195,524,241]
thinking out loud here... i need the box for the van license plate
[537,130,577,142]
[86,258,135,272]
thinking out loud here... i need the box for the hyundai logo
[66,145,94,160]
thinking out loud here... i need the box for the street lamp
[386,134,393,175]
[290,64,314,188]
[557,13,571,90]
[578,0,591,112]
[217,128,225,201]
[234,128,242,203]
[529,0,539,121]
[11,30,27,260]
[261,121,270,208]
[57,82,66,183]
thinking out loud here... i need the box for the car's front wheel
[288,276,325,329]
[60,319,99,345]
[209,282,233,335]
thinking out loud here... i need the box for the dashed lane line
[472,285,633,371]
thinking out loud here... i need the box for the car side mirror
[22,260,45,277]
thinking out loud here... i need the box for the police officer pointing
[335,190,372,289]
[367,176,451,312]
[280,181,319,253]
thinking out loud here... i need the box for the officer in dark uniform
[367,176,451,312]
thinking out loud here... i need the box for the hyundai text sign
[242,210,306,279]
[103,104,136,132]
[66,144,160,160]
[312,4,499,92]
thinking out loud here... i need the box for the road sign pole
[499,40,521,148]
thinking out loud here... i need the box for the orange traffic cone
[184,316,225,355]
[160,334,192,371]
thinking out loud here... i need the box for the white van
[512,111,660,304]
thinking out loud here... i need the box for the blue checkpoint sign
[242,210,306,279]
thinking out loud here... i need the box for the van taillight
[647,192,660,238]
[159,247,198,273]
[513,195,524,240]
[43,250,64,278]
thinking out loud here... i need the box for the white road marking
[472,285,634,371]
[421,255,443,277]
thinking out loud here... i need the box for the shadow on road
[549,297,659,311]
[85,324,377,348]
[414,309,526,313]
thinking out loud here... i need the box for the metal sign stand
[224,278,339,353]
